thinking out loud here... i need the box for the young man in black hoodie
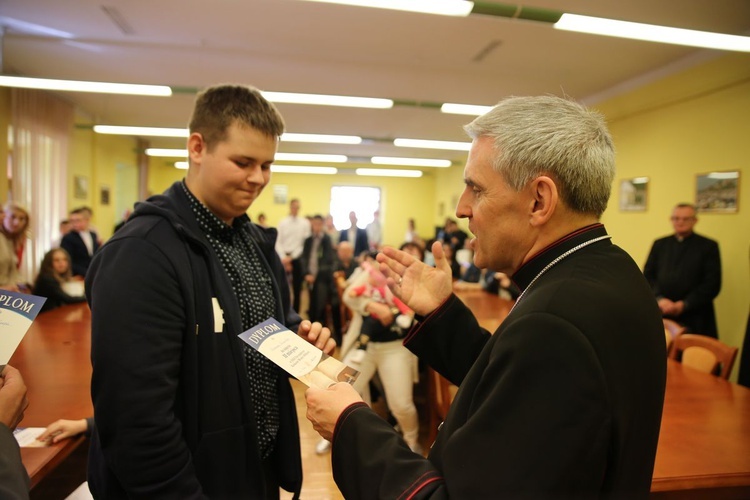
[86,84,334,499]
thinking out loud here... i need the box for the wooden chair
[425,367,458,445]
[669,333,738,379]
[663,318,686,356]
[332,271,352,334]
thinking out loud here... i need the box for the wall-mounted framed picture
[74,175,89,200]
[273,184,288,205]
[100,185,111,206]
[618,177,649,212]
[695,170,740,213]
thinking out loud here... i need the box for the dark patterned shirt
[182,182,280,459]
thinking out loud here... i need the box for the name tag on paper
[239,318,359,389]
[212,297,224,333]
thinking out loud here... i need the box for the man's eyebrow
[464,177,479,188]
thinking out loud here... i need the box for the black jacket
[61,230,100,277]
[300,232,336,280]
[644,232,721,337]
[339,227,369,257]
[86,182,303,499]
[330,225,666,499]
[0,424,29,499]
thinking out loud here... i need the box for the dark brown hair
[188,84,285,150]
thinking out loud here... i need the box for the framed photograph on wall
[695,170,740,213]
[74,175,88,200]
[618,177,649,212]
[100,185,111,206]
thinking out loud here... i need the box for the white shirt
[275,216,311,260]
[366,220,381,248]
[80,230,95,256]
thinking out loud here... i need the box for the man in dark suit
[644,203,722,337]
[306,96,666,499]
[339,211,368,257]
[302,214,336,327]
[61,207,101,277]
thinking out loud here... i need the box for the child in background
[33,248,87,312]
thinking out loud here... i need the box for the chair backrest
[425,367,458,444]
[669,333,738,379]
[663,319,686,356]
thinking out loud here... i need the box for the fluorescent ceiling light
[95,125,188,137]
[174,161,189,170]
[262,91,393,109]
[555,14,750,52]
[0,16,73,38]
[281,133,362,144]
[372,156,451,168]
[394,138,472,151]
[356,168,423,178]
[146,148,187,157]
[95,127,361,145]
[441,103,493,116]
[301,0,473,16]
[0,76,172,96]
[272,165,338,175]
[275,152,348,163]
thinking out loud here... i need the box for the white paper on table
[13,427,49,447]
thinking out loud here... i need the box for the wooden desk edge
[651,472,750,492]
[22,435,86,489]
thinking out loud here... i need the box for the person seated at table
[32,248,87,313]
[454,264,520,299]
[2,203,30,272]
[0,204,20,292]
[442,242,461,280]
[399,241,425,263]
[37,417,94,444]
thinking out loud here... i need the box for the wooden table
[453,287,513,332]
[8,302,93,488]
[652,360,750,498]
[453,288,750,498]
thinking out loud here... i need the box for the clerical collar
[512,223,610,293]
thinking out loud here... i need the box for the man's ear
[187,132,205,166]
[529,176,558,227]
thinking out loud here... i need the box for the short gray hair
[464,95,615,217]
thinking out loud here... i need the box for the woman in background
[0,204,19,291]
[33,248,87,312]
[2,203,30,270]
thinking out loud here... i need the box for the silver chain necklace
[509,235,612,314]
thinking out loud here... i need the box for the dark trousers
[291,258,304,312]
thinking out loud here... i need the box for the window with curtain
[9,88,73,284]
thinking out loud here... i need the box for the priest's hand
[305,383,362,441]
[377,240,453,316]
